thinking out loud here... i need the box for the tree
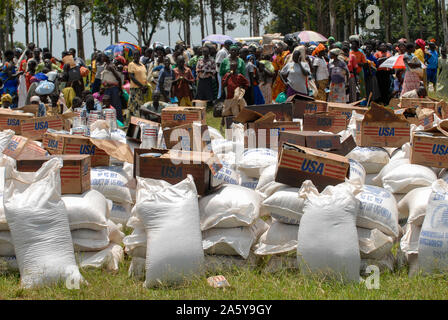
[402,0,410,40]
[442,0,448,45]
[128,0,166,47]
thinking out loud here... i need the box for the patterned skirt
[329,82,347,103]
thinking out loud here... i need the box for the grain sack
[211,162,240,188]
[211,139,235,154]
[91,166,134,204]
[380,164,437,194]
[3,157,83,288]
[356,185,400,238]
[390,142,411,161]
[135,175,204,288]
[72,229,109,252]
[107,219,124,244]
[400,223,421,256]
[254,220,299,256]
[398,187,432,224]
[239,172,259,190]
[357,227,394,260]
[255,165,285,200]
[261,187,303,225]
[62,190,110,231]
[110,202,133,225]
[0,194,7,231]
[364,174,377,186]
[0,231,14,256]
[298,181,361,283]
[418,180,448,274]
[202,219,268,259]
[199,184,262,230]
[346,147,389,174]
[372,158,410,187]
[123,226,146,257]
[237,148,278,178]
[76,243,124,271]
[349,159,366,184]
[208,126,224,140]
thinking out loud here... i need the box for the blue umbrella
[202,34,235,45]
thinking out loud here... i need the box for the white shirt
[313,57,329,81]
[281,61,310,95]
[215,47,229,71]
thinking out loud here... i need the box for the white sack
[262,187,303,225]
[348,159,366,184]
[72,229,110,252]
[77,243,124,271]
[91,166,134,204]
[346,147,389,174]
[237,148,278,178]
[381,164,437,194]
[398,187,432,225]
[357,227,394,260]
[110,202,133,225]
[254,220,299,256]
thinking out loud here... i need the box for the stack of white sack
[371,143,437,211]
[199,184,268,271]
[400,180,448,277]
[90,163,135,225]
[253,181,305,272]
[2,158,84,288]
[62,189,124,271]
[346,146,390,185]
[130,175,204,288]
[297,181,361,283]
[355,185,400,273]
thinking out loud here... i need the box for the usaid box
[0,110,34,134]
[286,94,327,118]
[303,113,348,133]
[16,155,91,194]
[400,97,447,119]
[245,121,302,150]
[126,116,160,142]
[20,115,64,140]
[275,142,350,191]
[42,132,109,167]
[356,103,411,147]
[161,106,206,128]
[244,103,293,121]
[3,135,48,160]
[163,123,212,152]
[395,107,434,129]
[278,131,341,151]
[327,102,369,120]
[133,149,222,195]
[411,120,448,168]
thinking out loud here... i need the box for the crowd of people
[1,34,448,125]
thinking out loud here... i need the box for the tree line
[1,0,448,60]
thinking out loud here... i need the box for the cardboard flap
[234,107,264,123]
[286,93,315,102]
[61,111,77,120]
[254,112,276,124]
[363,102,407,122]
[282,142,349,163]
[90,138,134,163]
[422,119,448,136]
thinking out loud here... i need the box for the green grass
[1,256,448,299]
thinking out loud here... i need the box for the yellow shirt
[415,48,425,63]
[127,62,148,88]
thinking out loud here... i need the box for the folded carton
[356,103,410,147]
[163,123,212,152]
[395,107,434,129]
[16,155,91,194]
[126,116,160,142]
[3,135,48,159]
[20,115,64,140]
[302,113,348,133]
[400,97,447,118]
[278,131,341,151]
[286,94,327,118]
[275,142,350,191]
[244,103,293,121]
[0,109,34,134]
[133,148,222,195]
[161,106,206,128]
[327,102,369,120]
[245,121,302,150]
[411,120,448,168]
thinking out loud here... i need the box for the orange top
[350,50,367,74]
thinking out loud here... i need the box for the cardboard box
[327,102,369,120]
[161,106,206,128]
[400,97,447,119]
[126,116,160,142]
[0,110,34,134]
[16,155,91,194]
[395,107,434,129]
[275,142,350,191]
[245,121,302,150]
[244,103,293,121]
[278,131,341,151]
[42,132,110,167]
[192,100,209,108]
[163,123,212,152]
[3,135,49,160]
[410,120,448,168]
[286,95,328,118]
[303,113,348,133]
[133,149,222,195]
[20,115,64,140]
[356,103,411,147]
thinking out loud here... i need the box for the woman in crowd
[272,42,289,101]
[100,54,124,122]
[127,50,148,120]
[280,47,310,97]
[172,56,195,106]
[328,48,349,103]
[195,45,216,103]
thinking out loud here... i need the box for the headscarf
[296,45,307,62]
[312,43,326,56]
[330,48,342,56]
[1,94,12,103]
[415,39,426,50]
[334,41,343,49]
[328,36,335,42]
[349,35,360,43]
[114,55,127,65]
[230,44,239,50]
[398,38,407,44]
[430,38,436,43]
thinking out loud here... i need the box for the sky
[13,7,274,58]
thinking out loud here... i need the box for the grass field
[0,107,447,300]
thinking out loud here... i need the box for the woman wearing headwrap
[219,44,246,79]
[312,43,329,101]
[272,42,290,101]
[349,36,367,100]
[280,46,310,97]
[414,39,428,89]
[246,54,265,105]
[196,45,217,102]
[328,49,349,103]
[401,43,423,97]
[258,59,275,103]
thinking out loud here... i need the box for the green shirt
[36,62,62,73]
[219,57,246,77]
